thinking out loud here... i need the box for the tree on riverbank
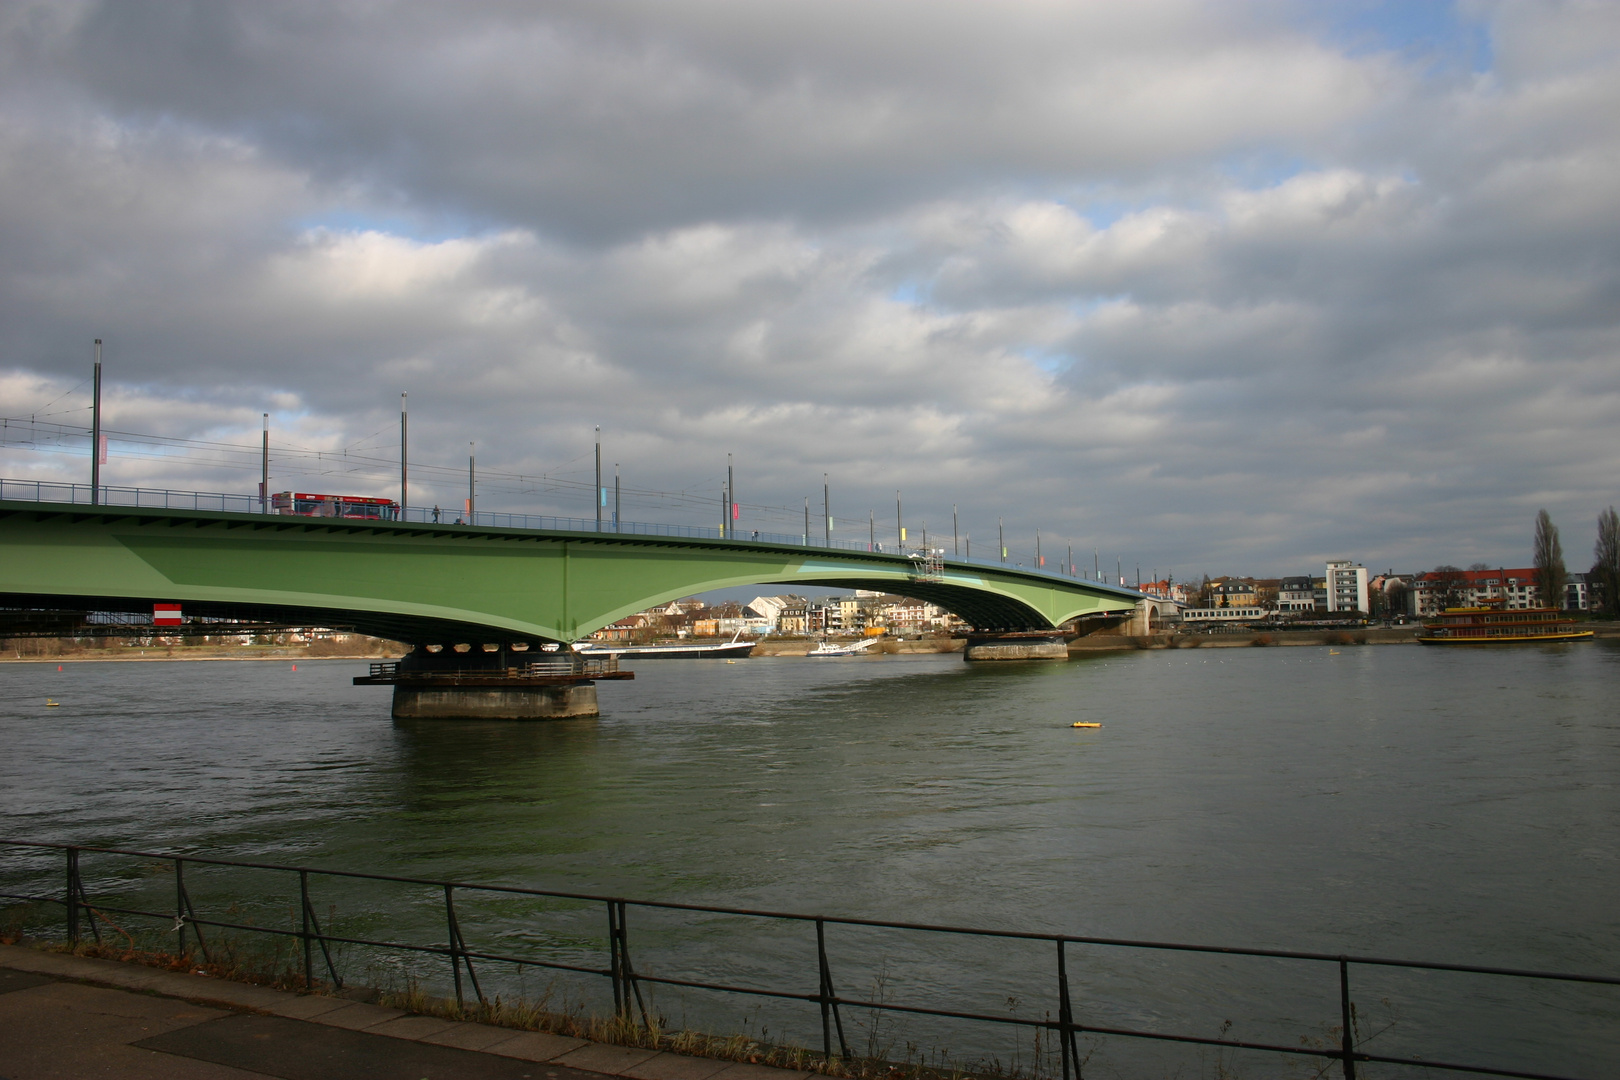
[1430,565,1469,610]
[1533,510,1567,610]
[1593,507,1620,616]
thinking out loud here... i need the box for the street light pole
[614,464,621,533]
[90,340,102,505]
[727,453,735,539]
[896,491,903,550]
[952,505,958,558]
[999,518,1005,564]
[468,443,476,523]
[823,475,830,547]
[595,427,602,532]
[261,414,269,513]
[400,392,408,512]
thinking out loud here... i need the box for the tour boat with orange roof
[1416,598,1593,645]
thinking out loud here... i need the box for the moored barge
[1417,601,1593,644]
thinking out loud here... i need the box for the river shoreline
[5,623,1614,662]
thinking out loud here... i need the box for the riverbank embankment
[0,638,407,663]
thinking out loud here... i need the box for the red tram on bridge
[270,491,400,521]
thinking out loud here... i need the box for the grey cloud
[18,1,1388,240]
[0,1,1617,578]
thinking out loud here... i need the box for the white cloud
[0,1,1616,576]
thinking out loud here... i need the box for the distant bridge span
[0,501,1144,645]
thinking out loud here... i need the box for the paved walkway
[0,945,814,1080]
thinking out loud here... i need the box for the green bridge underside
[0,503,1142,644]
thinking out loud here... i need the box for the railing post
[1339,957,1357,1080]
[446,884,465,1008]
[607,900,624,1017]
[300,870,313,990]
[174,857,187,957]
[65,847,79,945]
[1057,940,1081,1080]
[605,900,648,1028]
[815,919,849,1061]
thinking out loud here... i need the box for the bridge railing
[0,477,262,514]
[0,839,1613,1080]
[0,476,1142,593]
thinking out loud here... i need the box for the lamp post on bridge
[595,427,602,532]
[400,392,408,513]
[823,475,830,548]
[999,518,1005,564]
[260,414,269,514]
[467,443,475,523]
[90,340,102,505]
[953,505,958,558]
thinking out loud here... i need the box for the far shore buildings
[591,554,1601,642]
[1408,567,1569,616]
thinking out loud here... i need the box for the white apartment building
[1325,561,1369,613]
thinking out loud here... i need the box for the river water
[2,643,1617,1078]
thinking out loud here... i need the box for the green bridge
[0,500,1143,646]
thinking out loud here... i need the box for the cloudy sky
[1,0,1617,579]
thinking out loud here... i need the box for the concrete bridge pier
[355,643,632,720]
[962,631,1070,661]
[391,682,599,720]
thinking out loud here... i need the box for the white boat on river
[808,638,879,657]
[573,630,756,660]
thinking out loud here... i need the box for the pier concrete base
[391,682,599,720]
[962,634,1070,661]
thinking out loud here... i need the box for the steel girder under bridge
[0,502,1142,645]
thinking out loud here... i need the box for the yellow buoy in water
[46,700,59,707]
[1071,721,1101,728]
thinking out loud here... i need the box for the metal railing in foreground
[2,842,1614,1080]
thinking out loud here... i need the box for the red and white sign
[153,604,182,625]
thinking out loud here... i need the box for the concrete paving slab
[554,1043,661,1075]
[0,967,54,994]
[0,945,82,975]
[365,1013,463,1041]
[0,980,265,1080]
[485,1030,590,1062]
[623,1050,734,1080]
[0,946,163,988]
[258,992,362,1021]
[133,1012,555,1079]
[150,973,301,1012]
[420,1021,531,1051]
[709,1063,814,1080]
[304,1000,406,1030]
